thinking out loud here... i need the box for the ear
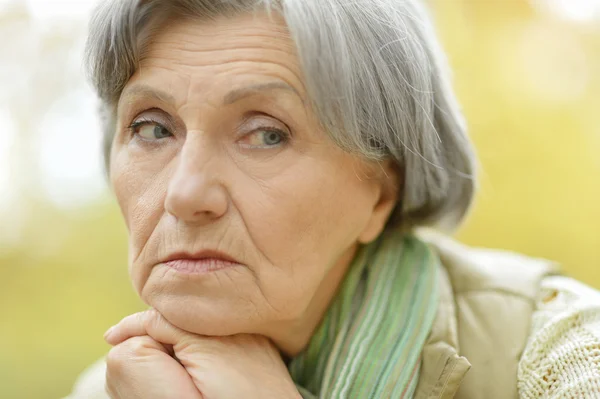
[358,160,402,244]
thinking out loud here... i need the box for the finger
[104,309,188,347]
[106,335,202,399]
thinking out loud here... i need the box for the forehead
[122,12,306,103]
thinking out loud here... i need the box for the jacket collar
[414,265,471,398]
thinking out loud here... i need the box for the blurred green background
[0,0,598,398]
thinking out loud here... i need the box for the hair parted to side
[85,0,477,231]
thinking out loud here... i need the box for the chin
[148,290,259,337]
[137,263,260,334]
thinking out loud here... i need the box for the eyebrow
[120,84,177,107]
[120,81,303,108]
[223,81,303,105]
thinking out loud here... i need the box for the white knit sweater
[518,276,600,398]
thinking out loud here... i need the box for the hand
[104,309,301,399]
[104,333,202,399]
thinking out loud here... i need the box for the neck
[270,244,359,357]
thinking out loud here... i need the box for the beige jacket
[415,232,554,398]
[67,234,600,398]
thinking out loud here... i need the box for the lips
[159,250,243,275]
[161,250,241,265]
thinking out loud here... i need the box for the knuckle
[106,336,153,372]
[134,311,147,328]
[142,308,162,332]
[124,335,154,354]
[106,348,127,375]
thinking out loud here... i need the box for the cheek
[226,155,376,321]
[111,154,169,286]
[234,154,376,280]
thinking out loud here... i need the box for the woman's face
[111,12,398,354]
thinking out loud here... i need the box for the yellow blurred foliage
[0,1,598,398]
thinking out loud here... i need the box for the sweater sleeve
[63,357,110,399]
[518,276,600,398]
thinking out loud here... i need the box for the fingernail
[103,326,115,341]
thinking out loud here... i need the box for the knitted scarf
[288,230,440,398]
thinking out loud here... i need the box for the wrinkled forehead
[117,14,308,118]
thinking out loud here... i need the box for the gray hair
[85,0,477,231]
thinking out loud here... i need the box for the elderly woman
[67,0,600,398]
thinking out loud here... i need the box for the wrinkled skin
[106,12,398,398]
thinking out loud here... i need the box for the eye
[240,128,289,148]
[129,121,173,141]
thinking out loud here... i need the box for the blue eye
[262,130,284,146]
[241,129,288,148]
[130,121,172,141]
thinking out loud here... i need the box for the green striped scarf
[288,230,440,398]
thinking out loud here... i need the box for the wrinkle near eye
[113,14,382,356]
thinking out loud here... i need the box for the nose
[164,138,229,224]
